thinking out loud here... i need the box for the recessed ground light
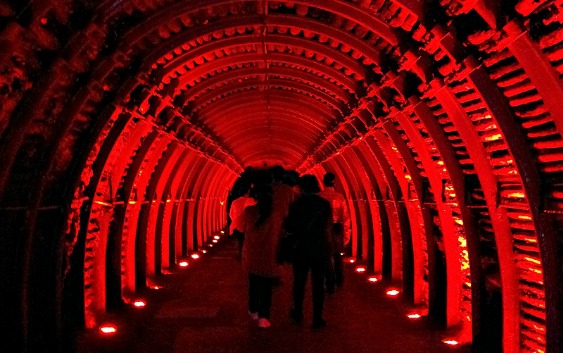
[179,261,189,267]
[349,259,355,264]
[191,253,200,259]
[208,244,214,247]
[150,285,162,290]
[214,235,220,240]
[407,313,421,319]
[386,289,400,296]
[133,300,146,308]
[355,267,366,273]
[442,339,459,346]
[99,325,117,334]
[368,276,378,283]
[201,250,207,254]
[212,239,218,243]
[220,230,225,234]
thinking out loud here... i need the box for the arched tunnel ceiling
[133,2,397,169]
[1,1,563,353]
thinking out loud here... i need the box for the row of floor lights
[98,231,226,336]
[350,258,459,348]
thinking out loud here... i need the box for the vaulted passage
[0,1,562,353]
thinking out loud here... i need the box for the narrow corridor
[76,236,470,353]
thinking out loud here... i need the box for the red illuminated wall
[0,1,562,353]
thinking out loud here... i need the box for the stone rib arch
[1,2,562,353]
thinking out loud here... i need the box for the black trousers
[232,229,244,255]
[292,255,327,322]
[248,273,274,319]
[326,252,344,290]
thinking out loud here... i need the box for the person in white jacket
[319,172,351,291]
[229,189,256,256]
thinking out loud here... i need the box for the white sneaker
[249,311,259,320]
[258,318,271,328]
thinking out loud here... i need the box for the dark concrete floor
[76,236,472,353]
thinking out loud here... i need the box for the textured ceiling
[1,1,563,353]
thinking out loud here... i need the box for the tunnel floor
[76,237,472,353]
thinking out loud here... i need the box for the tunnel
[1,0,562,352]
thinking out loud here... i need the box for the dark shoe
[290,308,303,324]
[312,319,327,329]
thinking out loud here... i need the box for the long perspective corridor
[1,1,562,353]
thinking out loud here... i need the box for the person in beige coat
[242,181,286,329]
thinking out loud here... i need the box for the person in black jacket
[284,174,332,329]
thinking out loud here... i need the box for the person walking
[241,181,285,329]
[229,186,255,257]
[284,174,332,329]
[319,172,351,292]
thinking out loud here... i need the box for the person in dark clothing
[284,174,333,329]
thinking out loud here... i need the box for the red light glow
[386,289,400,296]
[99,325,117,334]
[191,253,200,259]
[150,285,162,290]
[179,261,189,267]
[133,300,146,308]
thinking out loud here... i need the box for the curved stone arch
[199,90,337,122]
[147,14,387,81]
[361,136,406,282]
[336,149,377,262]
[178,58,358,100]
[118,0,398,55]
[180,66,354,104]
[191,77,347,113]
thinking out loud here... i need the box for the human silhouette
[284,174,332,329]
[319,172,351,291]
[241,178,285,329]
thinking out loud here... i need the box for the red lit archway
[0,1,562,353]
